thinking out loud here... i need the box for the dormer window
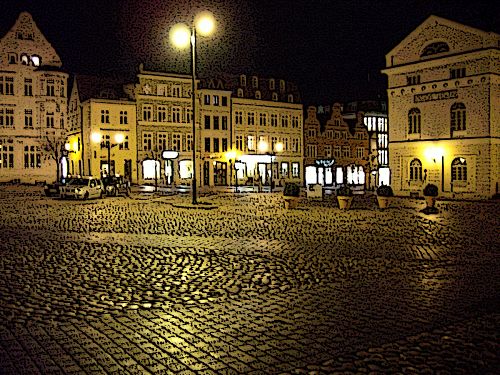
[269,79,275,90]
[240,75,246,87]
[31,55,41,67]
[272,93,278,101]
[252,76,258,89]
[237,88,244,98]
[287,94,294,103]
[279,80,285,92]
[255,90,261,99]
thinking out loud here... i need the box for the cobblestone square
[0,185,499,374]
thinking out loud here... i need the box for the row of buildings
[0,12,498,198]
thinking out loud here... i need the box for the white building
[382,15,499,199]
[0,12,68,183]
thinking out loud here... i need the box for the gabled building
[343,100,389,187]
[303,103,369,188]
[0,12,68,183]
[67,74,137,181]
[382,15,499,199]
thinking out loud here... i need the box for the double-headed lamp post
[170,11,216,205]
[258,140,283,193]
[91,132,124,177]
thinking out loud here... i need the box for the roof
[73,74,132,102]
[200,74,302,103]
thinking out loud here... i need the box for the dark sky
[2,0,499,105]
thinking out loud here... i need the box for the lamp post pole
[170,11,215,204]
[235,163,239,193]
[269,153,274,193]
[190,27,197,205]
[107,141,111,176]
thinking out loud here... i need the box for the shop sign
[162,150,179,159]
[315,159,335,167]
[414,89,458,103]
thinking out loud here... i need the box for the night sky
[2,0,499,105]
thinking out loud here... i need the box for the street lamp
[170,11,216,205]
[91,132,124,177]
[258,140,283,193]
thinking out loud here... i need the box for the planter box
[425,196,436,208]
[337,196,353,210]
[283,196,299,209]
[377,196,391,209]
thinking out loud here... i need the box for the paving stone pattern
[0,185,499,374]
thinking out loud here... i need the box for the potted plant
[336,185,354,210]
[376,184,394,209]
[283,182,300,209]
[423,183,438,207]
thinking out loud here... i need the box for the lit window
[31,55,41,66]
[143,159,160,179]
[179,160,193,179]
[291,162,300,178]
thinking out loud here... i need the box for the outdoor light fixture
[170,11,216,205]
[257,141,283,193]
[92,132,124,176]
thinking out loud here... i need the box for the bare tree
[39,129,67,182]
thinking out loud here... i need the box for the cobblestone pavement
[0,185,499,374]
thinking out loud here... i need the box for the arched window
[272,92,278,101]
[255,90,261,99]
[30,55,41,66]
[237,88,244,98]
[408,108,421,134]
[451,157,467,182]
[287,94,294,103]
[409,159,422,181]
[451,103,466,131]
[421,42,449,57]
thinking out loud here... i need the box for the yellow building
[0,12,68,183]
[382,15,500,199]
[228,74,303,187]
[67,75,137,181]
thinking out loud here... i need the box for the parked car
[59,177,104,200]
[44,181,64,197]
[102,175,131,197]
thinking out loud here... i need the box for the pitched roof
[73,74,132,102]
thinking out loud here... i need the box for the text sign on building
[414,89,458,103]
[315,159,335,167]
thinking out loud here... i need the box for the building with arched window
[0,12,68,184]
[382,15,499,199]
